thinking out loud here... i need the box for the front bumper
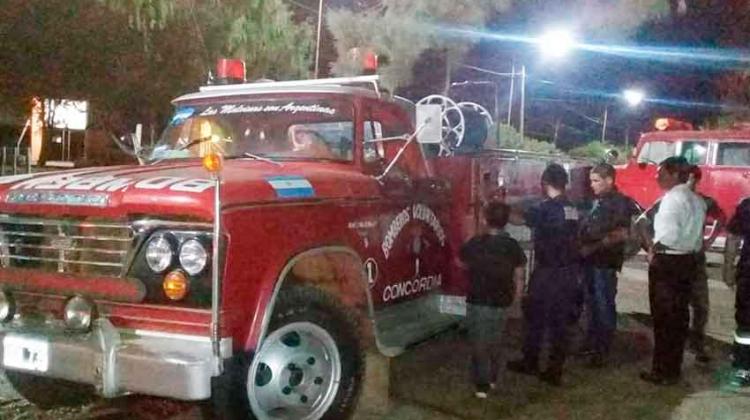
[0,318,231,400]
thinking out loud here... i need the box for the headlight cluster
[142,232,211,302]
[144,233,210,276]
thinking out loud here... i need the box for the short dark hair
[689,164,702,181]
[484,202,510,229]
[541,163,568,190]
[659,156,690,183]
[591,163,616,182]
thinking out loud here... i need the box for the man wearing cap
[641,156,706,385]
[506,163,580,386]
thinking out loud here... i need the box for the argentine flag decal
[266,175,316,198]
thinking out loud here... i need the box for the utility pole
[314,0,324,78]
[507,62,515,126]
[519,65,526,140]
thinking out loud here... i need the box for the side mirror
[415,104,443,144]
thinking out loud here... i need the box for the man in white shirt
[641,156,707,386]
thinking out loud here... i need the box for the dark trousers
[522,265,579,374]
[689,253,709,351]
[733,264,750,369]
[467,304,506,387]
[648,253,698,379]
[584,266,618,355]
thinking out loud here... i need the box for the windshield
[637,139,708,165]
[149,97,354,162]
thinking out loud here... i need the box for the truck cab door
[709,140,750,220]
[360,100,456,354]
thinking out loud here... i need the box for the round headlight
[0,291,16,323]
[64,296,94,331]
[146,235,173,273]
[179,239,208,275]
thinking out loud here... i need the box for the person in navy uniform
[506,163,581,386]
[725,197,750,387]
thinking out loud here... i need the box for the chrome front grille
[0,216,134,277]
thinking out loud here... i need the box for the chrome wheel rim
[248,322,342,420]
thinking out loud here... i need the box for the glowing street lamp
[602,88,648,142]
[537,28,576,60]
[623,88,646,107]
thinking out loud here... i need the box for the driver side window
[361,104,414,182]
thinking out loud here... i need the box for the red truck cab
[616,120,750,221]
[0,72,590,419]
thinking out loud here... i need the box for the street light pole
[520,65,526,140]
[314,0,324,79]
[507,62,515,126]
[601,105,609,143]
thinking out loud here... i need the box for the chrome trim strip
[198,74,379,93]
[6,244,127,255]
[1,231,132,241]
[131,220,213,231]
[210,172,223,373]
[174,86,381,103]
[1,254,123,267]
[132,330,233,358]
[0,216,131,230]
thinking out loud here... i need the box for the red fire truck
[0,62,589,419]
[616,118,750,222]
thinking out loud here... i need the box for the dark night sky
[293,0,750,149]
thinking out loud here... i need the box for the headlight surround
[179,239,208,275]
[146,235,174,273]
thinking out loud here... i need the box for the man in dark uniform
[506,163,580,386]
[725,197,750,387]
[579,163,639,366]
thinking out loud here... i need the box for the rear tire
[4,370,95,409]
[208,286,364,420]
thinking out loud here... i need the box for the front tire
[210,286,364,420]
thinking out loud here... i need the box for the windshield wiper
[242,152,283,166]
[178,135,213,151]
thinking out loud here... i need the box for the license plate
[3,335,49,372]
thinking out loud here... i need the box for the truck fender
[243,245,376,351]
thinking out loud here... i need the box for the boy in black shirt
[460,202,527,399]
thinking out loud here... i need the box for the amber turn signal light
[202,152,223,173]
[163,270,189,301]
